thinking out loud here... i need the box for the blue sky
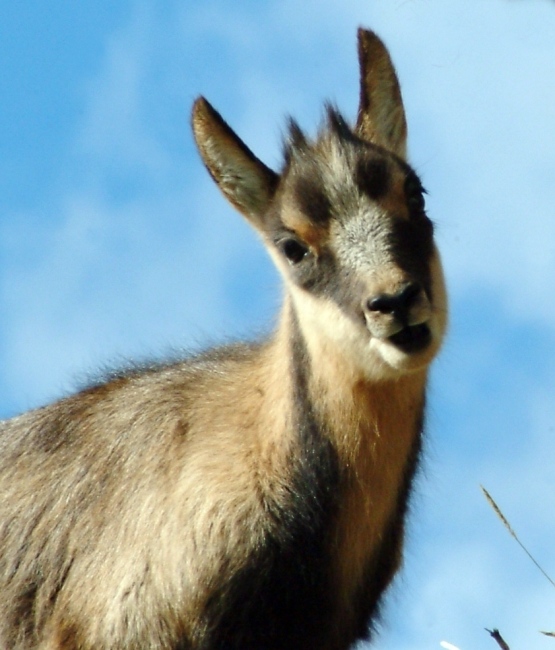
[1,1,555,648]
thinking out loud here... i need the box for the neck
[272,295,427,464]
[266,295,429,630]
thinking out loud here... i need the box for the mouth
[388,323,431,354]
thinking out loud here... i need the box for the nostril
[367,295,394,314]
[366,282,423,318]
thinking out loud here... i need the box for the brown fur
[0,29,447,649]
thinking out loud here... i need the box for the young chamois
[0,28,447,650]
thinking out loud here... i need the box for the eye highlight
[280,237,310,264]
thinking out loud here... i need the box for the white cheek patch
[288,284,398,381]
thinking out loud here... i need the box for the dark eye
[405,174,427,217]
[409,191,425,213]
[281,238,309,264]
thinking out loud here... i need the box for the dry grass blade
[485,627,511,650]
[481,486,555,589]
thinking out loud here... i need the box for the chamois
[0,28,447,650]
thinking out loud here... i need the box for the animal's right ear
[355,29,407,159]
[192,97,279,228]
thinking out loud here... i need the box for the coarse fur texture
[0,28,447,649]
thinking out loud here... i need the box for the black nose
[367,282,422,324]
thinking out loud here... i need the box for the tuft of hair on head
[323,103,357,144]
[282,117,309,167]
[282,105,358,172]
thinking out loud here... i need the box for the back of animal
[0,28,446,650]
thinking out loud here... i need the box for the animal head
[192,28,447,380]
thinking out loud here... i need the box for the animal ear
[355,29,407,159]
[192,97,279,227]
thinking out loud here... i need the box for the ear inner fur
[192,97,279,224]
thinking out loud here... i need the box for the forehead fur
[280,106,408,227]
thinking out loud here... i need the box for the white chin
[368,338,435,379]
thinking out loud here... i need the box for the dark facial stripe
[293,174,332,225]
[287,248,365,329]
[388,216,435,297]
[355,157,390,201]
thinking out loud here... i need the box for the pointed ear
[191,97,279,226]
[355,29,407,159]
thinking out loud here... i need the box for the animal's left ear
[355,28,407,159]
